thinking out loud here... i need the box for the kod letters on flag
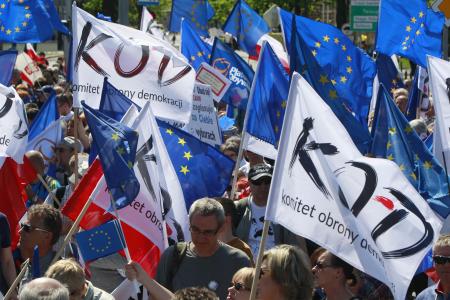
[266,73,442,300]
[72,5,195,123]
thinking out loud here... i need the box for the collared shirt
[416,282,450,300]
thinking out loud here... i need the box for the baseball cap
[58,136,83,153]
[248,164,273,182]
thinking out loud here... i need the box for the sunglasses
[251,178,271,186]
[313,262,333,270]
[189,226,219,237]
[20,223,50,233]
[433,255,450,265]
[231,282,249,291]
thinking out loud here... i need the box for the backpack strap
[166,242,187,291]
[54,186,66,209]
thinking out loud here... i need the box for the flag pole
[442,151,450,196]
[248,220,270,300]
[4,258,30,299]
[73,107,80,187]
[229,42,267,199]
[37,174,61,208]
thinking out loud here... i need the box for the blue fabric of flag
[286,12,371,154]
[209,38,254,110]
[169,0,210,36]
[375,0,444,67]
[157,120,234,209]
[75,220,126,262]
[181,19,212,71]
[29,91,59,141]
[370,84,450,218]
[222,0,269,57]
[82,101,140,210]
[280,8,376,126]
[246,42,289,146]
[376,53,405,98]
[32,245,40,279]
[406,68,421,121]
[425,132,433,151]
[96,13,112,22]
[0,50,18,85]
[0,0,69,43]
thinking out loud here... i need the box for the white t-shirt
[248,198,275,256]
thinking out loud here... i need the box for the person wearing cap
[235,163,308,257]
[55,136,83,186]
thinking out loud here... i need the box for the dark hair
[328,253,357,286]
[56,93,73,107]
[214,197,237,226]
[172,287,218,300]
[28,204,62,245]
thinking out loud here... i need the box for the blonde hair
[45,259,85,292]
[434,234,450,252]
[262,245,313,300]
[232,267,254,290]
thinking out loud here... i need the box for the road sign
[350,0,379,32]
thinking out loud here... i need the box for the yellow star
[25,5,29,10]
[424,161,433,169]
[420,23,424,28]
[276,110,281,118]
[334,37,339,44]
[390,87,396,94]
[340,76,347,83]
[166,128,173,135]
[399,164,405,171]
[197,51,203,57]
[128,161,133,169]
[117,147,125,155]
[346,56,352,62]
[329,90,338,99]
[0,4,4,8]
[315,41,321,48]
[319,74,329,85]
[387,141,392,149]
[6,29,11,35]
[178,138,186,146]
[15,26,20,32]
[341,45,347,51]
[25,13,31,19]
[346,66,352,74]
[419,11,424,18]
[410,172,417,181]
[405,36,410,41]
[281,100,287,109]
[388,127,396,135]
[111,133,120,141]
[323,35,330,42]
[414,154,419,161]
[180,165,190,175]
[406,25,411,32]
[387,154,394,161]
[22,21,27,27]
[207,54,211,59]
[331,79,337,85]
[416,30,420,36]
[274,125,279,133]
[183,151,193,160]
[404,126,413,134]
[411,17,417,23]
[191,56,195,61]
[312,49,317,57]
[392,79,397,85]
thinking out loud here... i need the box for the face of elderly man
[434,244,450,285]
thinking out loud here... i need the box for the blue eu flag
[280,8,376,126]
[376,53,405,97]
[210,38,254,110]
[82,101,140,210]
[286,12,371,154]
[0,50,17,85]
[0,0,69,43]
[181,19,212,71]
[169,0,212,36]
[375,0,444,68]
[29,90,59,141]
[370,85,450,218]
[246,42,289,147]
[406,68,421,121]
[222,0,269,57]
[75,220,126,262]
[157,120,234,209]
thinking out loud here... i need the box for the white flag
[72,5,195,123]
[0,85,28,167]
[140,6,154,33]
[266,73,442,300]
[26,119,62,167]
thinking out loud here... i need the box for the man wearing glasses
[13,204,62,289]
[155,198,250,300]
[235,164,308,257]
[416,234,450,299]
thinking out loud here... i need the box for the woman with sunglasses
[227,267,254,300]
[312,249,361,300]
[257,244,313,300]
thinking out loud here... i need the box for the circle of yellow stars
[165,128,193,176]
[401,11,426,52]
[88,230,112,254]
[111,132,135,170]
[190,0,208,32]
[0,1,31,35]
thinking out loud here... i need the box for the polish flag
[255,34,289,72]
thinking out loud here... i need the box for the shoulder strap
[54,186,66,209]
[166,242,187,291]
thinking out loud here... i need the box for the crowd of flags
[1,0,450,297]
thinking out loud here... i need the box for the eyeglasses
[433,255,450,265]
[313,262,333,270]
[20,223,50,234]
[250,178,271,186]
[189,226,219,237]
[231,282,249,291]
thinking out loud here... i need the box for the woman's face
[227,274,251,300]
[256,262,284,300]
[312,251,339,289]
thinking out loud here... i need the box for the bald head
[19,277,69,300]
[26,150,45,176]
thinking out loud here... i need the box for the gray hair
[188,198,225,227]
[19,277,69,300]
